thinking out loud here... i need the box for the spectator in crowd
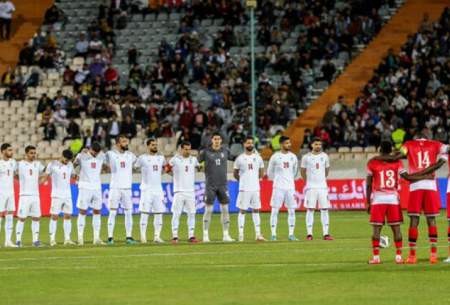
[44,4,66,25]
[0,0,15,40]
[120,114,137,139]
[63,118,81,144]
[75,33,89,57]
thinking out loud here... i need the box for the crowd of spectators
[307,9,450,150]
[2,0,399,151]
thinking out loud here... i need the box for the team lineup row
[0,134,333,248]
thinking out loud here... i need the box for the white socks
[32,220,40,243]
[238,213,245,237]
[203,205,213,234]
[171,212,181,238]
[0,217,2,236]
[306,209,314,236]
[188,213,196,238]
[15,220,24,242]
[78,214,86,239]
[64,219,72,241]
[5,214,13,243]
[108,210,117,239]
[93,214,101,241]
[49,218,57,241]
[125,209,133,238]
[252,212,261,237]
[321,209,330,236]
[154,214,163,239]
[220,204,231,237]
[270,208,279,236]
[140,213,149,241]
[288,208,296,236]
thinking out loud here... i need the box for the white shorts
[304,189,330,209]
[0,193,15,213]
[271,189,297,209]
[51,197,73,215]
[77,189,103,210]
[140,190,165,214]
[18,196,41,218]
[171,192,196,214]
[108,189,133,210]
[236,191,261,210]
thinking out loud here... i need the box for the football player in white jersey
[301,138,333,241]
[0,143,18,247]
[233,137,266,242]
[267,136,299,241]
[42,150,76,246]
[74,142,106,245]
[168,141,200,244]
[16,146,45,247]
[106,135,137,245]
[134,139,167,243]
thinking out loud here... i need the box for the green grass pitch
[0,212,449,305]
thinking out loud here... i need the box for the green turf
[0,212,449,305]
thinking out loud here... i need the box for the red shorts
[370,204,403,225]
[407,190,441,216]
[447,193,450,220]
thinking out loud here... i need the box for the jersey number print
[120,161,126,168]
[379,170,395,188]
[417,151,430,169]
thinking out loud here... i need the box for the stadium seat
[351,147,363,153]
[364,146,377,153]
[337,147,350,153]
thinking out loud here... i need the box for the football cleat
[395,255,404,264]
[189,237,200,243]
[430,254,438,264]
[256,235,267,242]
[238,234,244,242]
[64,240,76,246]
[443,257,450,263]
[126,238,138,245]
[50,240,57,247]
[16,241,22,248]
[140,238,147,244]
[368,257,381,264]
[78,238,84,246]
[306,235,313,241]
[406,256,417,264]
[4,241,18,248]
[223,235,235,242]
[33,241,41,248]
[107,238,114,245]
[93,239,105,246]
[154,237,165,244]
[171,237,179,244]
[288,235,299,241]
[323,235,334,241]
[270,235,277,241]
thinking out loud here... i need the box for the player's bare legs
[77,209,87,245]
[369,225,382,264]
[407,216,420,264]
[202,204,213,242]
[4,210,15,247]
[426,216,438,264]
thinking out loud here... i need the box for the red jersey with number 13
[367,159,405,204]
[400,139,448,191]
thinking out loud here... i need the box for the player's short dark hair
[279,136,290,144]
[380,141,393,154]
[117,134,128,141]
[91,142,102,153]
[311,137,322,144]
[211,132,222,139]
[62,149,74,160]
[180,141,191,148]
[1,143,11,152]
[244,136,254,143]
[146,138,156,146]
[25,145,36,153]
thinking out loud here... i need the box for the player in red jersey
[366,141,433,264]
[445,160,450,264]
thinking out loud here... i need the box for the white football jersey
[46,161,74,198]
[135,154,166,192]
[106,150,136,189]
[301,152,330,190]
[75,151,105,190]
[267,151,298,190]
[234,153,264,192]
[18,160,44,196]
[169,155,198,193]
[0,158,17,195]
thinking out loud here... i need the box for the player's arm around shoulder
[39,161,50,184]
[233,155,241,181]
[300,153,308,181]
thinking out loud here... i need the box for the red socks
[372,238,380,256]
[408,227,418,257]
[395,240,402,256]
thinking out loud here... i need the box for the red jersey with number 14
[367,159,405,205]
[400,139,448,191]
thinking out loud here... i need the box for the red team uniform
[367,159,405,225]
[400,139,448,216]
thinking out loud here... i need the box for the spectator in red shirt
[104,64,119,83]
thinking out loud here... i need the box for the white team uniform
[0,158,17,213]
[46,161,74,215]
[169,155,198,214]
[267,152,298,209]
[301,152,330,209]
[17,160,44,218]
[234,153,264,210]
[106,150,136,210]
[75,152,105,210]
[135,154,167,213]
